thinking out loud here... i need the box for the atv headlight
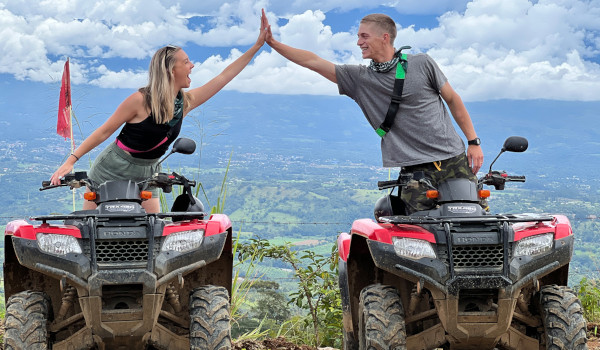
[37,233,82,255]
[514,233,553,257]
[392,237,436,259]
[162,229,204,253]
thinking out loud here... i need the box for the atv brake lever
[39,183,62,191]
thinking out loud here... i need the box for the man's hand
[467,145,483,174]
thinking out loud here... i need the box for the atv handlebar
[377,170,525,192]
[479,171,526,190]
[377,173,414,190]
[40,172,90,191]
[143,172,196,193]
[41,171,196,193]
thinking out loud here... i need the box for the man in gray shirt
[262,10,484,213]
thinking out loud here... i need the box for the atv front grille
[96,239,149,263]
[81,237,162,268]
[452,245,504,269]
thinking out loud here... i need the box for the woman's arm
[186,11,267,112]
[50,92,143,184]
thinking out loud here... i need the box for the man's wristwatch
[468,137,481,146]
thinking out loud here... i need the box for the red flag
[57,59,71,139]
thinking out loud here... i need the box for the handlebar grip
[377,180,399,189]
[42,180,52,187]
[507,175,526,182]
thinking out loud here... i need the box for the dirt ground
[588,322,600,349]
[235,334,600,350]
[0,327,598,349]
[233,337,319,350]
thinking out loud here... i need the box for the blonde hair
[361,14,397,45]
[140,45,192,124]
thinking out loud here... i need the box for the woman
[50,12,268,213]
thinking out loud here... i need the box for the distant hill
[2,78,598,175]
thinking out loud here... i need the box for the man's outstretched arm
[263,9,337,83]
[440,82,483,174]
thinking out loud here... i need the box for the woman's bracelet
[70,153,80,161]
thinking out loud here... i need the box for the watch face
[469,138,481,145]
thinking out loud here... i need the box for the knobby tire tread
[190,285,232,350]
[358,284,407,350]
[540,284,588,350]
[4,291,51,350]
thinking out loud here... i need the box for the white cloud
[89,65,147,88]
[0,0,598,101]
[251,0,600,101]
[426,0,600,101]
[386,0,472,15]
[0,0,267,85]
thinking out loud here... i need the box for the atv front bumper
[366,234,574,296]
[10,230,229,295]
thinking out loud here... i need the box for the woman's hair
[361,14,397,45]
[140,45,192,124]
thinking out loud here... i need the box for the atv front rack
[377,213,555,225]
[31,212,207,223]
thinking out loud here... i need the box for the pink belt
[115,137,168,153]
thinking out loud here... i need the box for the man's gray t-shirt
[335,53,465,167]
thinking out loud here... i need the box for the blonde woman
[50,12,268,213]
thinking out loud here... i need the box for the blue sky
[1,0,599,103]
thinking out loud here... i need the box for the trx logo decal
[448,205,477,214]
[105,204,135,212]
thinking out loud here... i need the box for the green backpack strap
[376,46,410,137]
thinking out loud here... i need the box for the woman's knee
[142,198,161,213]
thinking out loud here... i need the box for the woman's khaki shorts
[88,142,162,197]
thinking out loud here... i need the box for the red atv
[4,138,234,349]
[337,136,587,350]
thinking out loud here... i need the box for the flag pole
[67,58,75,211]
[57,57,76,211]
[69,104,76,211]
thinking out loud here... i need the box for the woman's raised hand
[260,8,272,46]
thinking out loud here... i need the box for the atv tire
[539,284,588,350]
[4,291,51,350]
[190,285,232,350]
[358,284,407,350]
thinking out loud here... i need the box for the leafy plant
[576,277,600,323]
[238,238,342,347]
[230,228,265,328]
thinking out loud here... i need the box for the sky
[1,0,599,103]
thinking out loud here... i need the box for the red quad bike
[337,136,588,350]
[4,138,234,350]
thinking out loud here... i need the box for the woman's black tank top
[116,92,184,159]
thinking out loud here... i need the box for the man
[263,10,483,213]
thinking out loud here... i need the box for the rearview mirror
[488,136,529,174]
[172,138,196,155]
[156,138,197,167]
[502,136,528,153]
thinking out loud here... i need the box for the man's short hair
[360,14,397,45]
